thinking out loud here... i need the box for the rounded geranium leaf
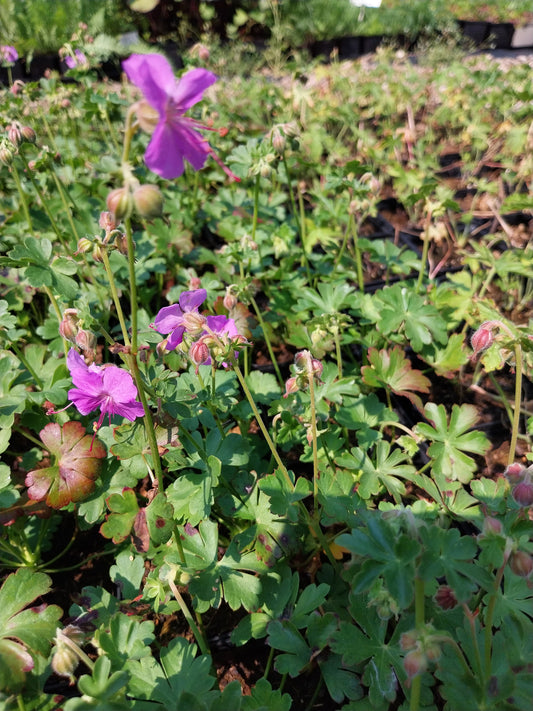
[26,421,106,509]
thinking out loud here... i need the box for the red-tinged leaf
[25,421,106,509]
[132,508,150,552]
[362,346,430,412]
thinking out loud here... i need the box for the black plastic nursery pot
[339,36,363,60]
[361,34,385,54]
[487,22,515,49]
[458,20,490,44]
[25,53,61,81]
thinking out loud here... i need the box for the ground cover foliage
[0,40,532,711]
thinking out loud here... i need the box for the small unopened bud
[92,243,104,263]
[99,211,116,233]
[75,329,97,356]
[59,308,80,343]
[182,311,206,336]
[425,642,441,663]
[223,289,238,311]
[7,123,22,146]
[75,237,92,254]
[133,184,164,219]
[470,321,498,357]
[156,339,169,356]
[20,125,36,143]
[508,550,533,578]
[512,481,533,508]
[106,187,132,221]
[271,126,286,153]
[434,585,458,610]
[189,340,210,367]
[400,631,418,651]
[284,377,299,398]
[114,232,129,256]
[189,276,202,290]
[482,516,503,536]
[0,145,14,166]
[311,358,323,378]
[504,462,526,484]
[403,650,427,678]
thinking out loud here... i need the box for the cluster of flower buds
[368,580,400,620]
[400,625,442,679]
[106,181,163,221]
[268,121,299,154]
[504,462,533,508]
[76,210,130,262]
[59,308,97,362]
[0,121,36,166]
[284,350,323,397]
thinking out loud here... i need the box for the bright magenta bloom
[123,53,220,179]
[67,349,144,430]
[0,46,18,63]
[153,288,207,350]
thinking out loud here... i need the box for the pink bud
[189,277,202,290]
[99,211,116,233]
[482,516,503,536]
[133,184,164,219]
[284,377,299,398]
[20,125,36,143]
[471,322,494,355]
[434,585,458,610]
[7,123,22,146]
[512,481,533,508]
[223,290,238,311]
[59,308,80,343]
[106,187,132,221]
[189,340,210,367]
[400,631,418,651]
[403,650,428,679]
[509,551,533,578]
[504,462,526,484]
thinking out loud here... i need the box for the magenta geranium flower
[153,288,207,351]
[0,45,18,64]
[123,53,231,180]
[64,49,87,69]
[67,349,144,430]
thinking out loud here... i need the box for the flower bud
[470,321,495,356]
[182,311,206,336]
[59,308,80,343]
[512,481,533,508]
[508,550,533,578]
[311,358,323,378]
[92,243,104,263]
[504,462,526,484]
[99,210,116,233]
[434,585,458,610]
[114,232,129,256]
[400,630,418,651]
[403,650,428,678]
[284,376,299,398]
[20,125,36,144]
[425,642,441,663]
[75,329,97,356]
[482,516,503,536]
[75,237,93,254]
[189,340,210,368]
[189,276,202,290]
[223,288,238,311]
[106,187,133,221]
[133,184,164,219]
[0,144,14,166]
[7,122,22,146]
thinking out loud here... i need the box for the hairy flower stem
[124,217,139,352]
[49,168,80,242]
[233,363,338,569]
[100,247,131,347]
[10,163,34,233]
[305,356,320,512]
[334,331,343,380]
[167,576,210,656]
[128,356,164,492]
[461,603,483,681]
[250,295,283,386]
[416,208,432,294]
[410,576,425,711]
[483,559,507,680]
[281,151,311,283]
[508,343,523,465]
[43,285,70,354]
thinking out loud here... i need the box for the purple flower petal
[123,54,176,114]
[170,68,217,112]
[179,289,207,312]
[154,303,185,333]
[67,388,101,416]
[101,367,140,405]
[166,325,186,351]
